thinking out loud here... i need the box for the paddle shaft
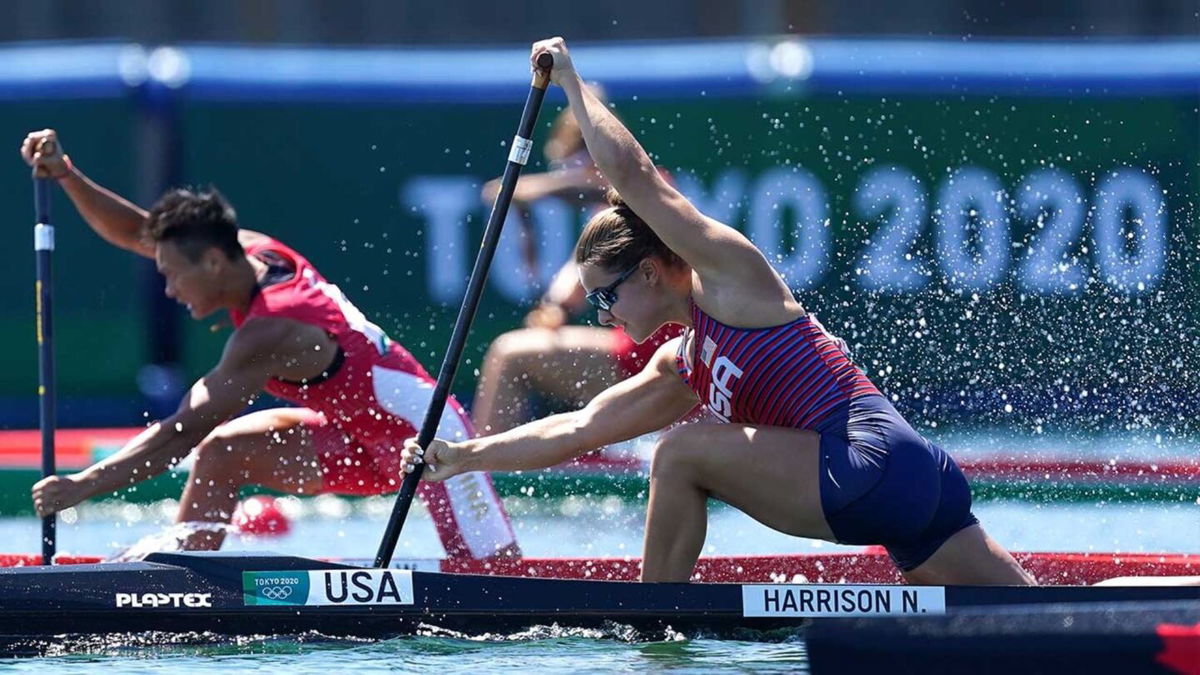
[374,54,554,568]
[34,176,56,565]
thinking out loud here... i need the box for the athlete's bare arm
[404,339,699,481]
[20,129,272,260]
[483,163,604,205]
[531,40,798,323]
[31,317,331,516]
[20,129,156,258]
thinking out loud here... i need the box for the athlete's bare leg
[640,423,834,582]
[177,408,324,550]
[902,524,1036,585]
[473,326,621,435]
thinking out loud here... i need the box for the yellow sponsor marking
[35,281,43,343]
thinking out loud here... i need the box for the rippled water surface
[1,629,811,674]
[0,431,1196,673]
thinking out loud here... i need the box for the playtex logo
[114,592,213,608]
[243,570,414,607]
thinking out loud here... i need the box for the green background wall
[0,42,1196,432]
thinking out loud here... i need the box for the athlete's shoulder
[651,335,686,374]
[231,312,328,345]
[238,230,314,271]
[221,316,294,367]
[232,314,309,343]
[237,229,273,249]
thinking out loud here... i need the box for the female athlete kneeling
[403,38,1035,586]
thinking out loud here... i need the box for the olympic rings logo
[261,585,295,601]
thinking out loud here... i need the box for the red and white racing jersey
[229,234,518,559]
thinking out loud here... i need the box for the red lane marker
[1,551,1197,585]
[959,458,1200,482]
[1156,623,1200,675]
[0,428,1197,481]
[0,428,140,469]
[442,551,1200,585]
[232,496,292,537]
[0,554,103,566]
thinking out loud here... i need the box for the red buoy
[232,495,292,537]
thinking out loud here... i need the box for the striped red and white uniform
[676,300,880,429]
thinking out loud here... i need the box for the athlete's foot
[177,523,229,551]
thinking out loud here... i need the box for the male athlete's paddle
[32,140,57,564]
[374,53,554,567]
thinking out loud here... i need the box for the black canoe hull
[0,551,1194,653]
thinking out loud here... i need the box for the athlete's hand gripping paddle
[374,53,554,568]
[32,140,58,564]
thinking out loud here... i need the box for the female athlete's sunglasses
[585,262,641,313]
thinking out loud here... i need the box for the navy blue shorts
[815,395,979,572]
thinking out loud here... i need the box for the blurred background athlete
[472,95,682,436]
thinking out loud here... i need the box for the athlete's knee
[649,425,710,479]
[192,427,246,480]
[485,329,551,369]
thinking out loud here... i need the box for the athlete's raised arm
[402,339,699,480]
[531,39,781,299]
[30,318,316,516]
[482,162,604,206]
[20,129,156,258]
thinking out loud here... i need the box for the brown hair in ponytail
[574,189,683,272]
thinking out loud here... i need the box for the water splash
[105,521,234,562]
[3,629,374,658]
[416,621,656,643]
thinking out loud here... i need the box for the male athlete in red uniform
[22,129,518,557]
